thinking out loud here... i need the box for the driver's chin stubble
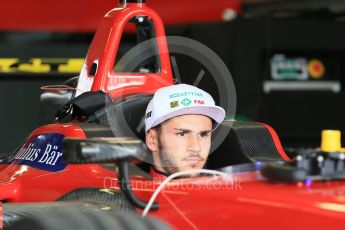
[158,146,180,175]
[157,139,206,177]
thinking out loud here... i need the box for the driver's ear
[146,129,159,152]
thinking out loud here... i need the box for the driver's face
[149,114,213,176]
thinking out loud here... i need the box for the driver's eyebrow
[174,128,192,133]
[174,128,212,134]
[200,130,213,134]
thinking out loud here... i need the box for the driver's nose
[187,133,201,153]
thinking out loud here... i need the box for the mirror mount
[63,137,159,210]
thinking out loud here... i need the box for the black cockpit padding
[87,94,154,172]
[88,94,153,141]
[56,91,111,123]
[207,121,288,169]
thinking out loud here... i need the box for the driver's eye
[200,132,210,138]
[176,132,186,136]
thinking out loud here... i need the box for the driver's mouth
[184,157,203,165]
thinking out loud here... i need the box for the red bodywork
[2,154,345,229]
[76,3,173,98]
[1,2,345,230]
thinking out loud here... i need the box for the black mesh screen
[208,121,286,169]
[77,123,116,138]
[234,122,284,161]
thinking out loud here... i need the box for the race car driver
[145,84,225,179]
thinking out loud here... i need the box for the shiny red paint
[0,123,121,203]
[30,123,86,138]
[0,202,2,229]
[0,123,102,201]
[2,153,345,229]
[1,124,345,228]
[150,176,345,229]
[78,2,173,98]
[0,0,241,32]
[0,164,112,202]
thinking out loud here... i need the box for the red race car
[1,1,345,229]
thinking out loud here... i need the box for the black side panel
[207,121,285,169]
[57,188,134,211]
[77,123,115,138]
[233,122,283,161]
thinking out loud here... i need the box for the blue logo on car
[7,133,66,172]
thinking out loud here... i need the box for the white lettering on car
[38,144,52,163]
[37,144,63,165]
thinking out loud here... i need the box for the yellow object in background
[0,58,84,74]
[321,130,341,152]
